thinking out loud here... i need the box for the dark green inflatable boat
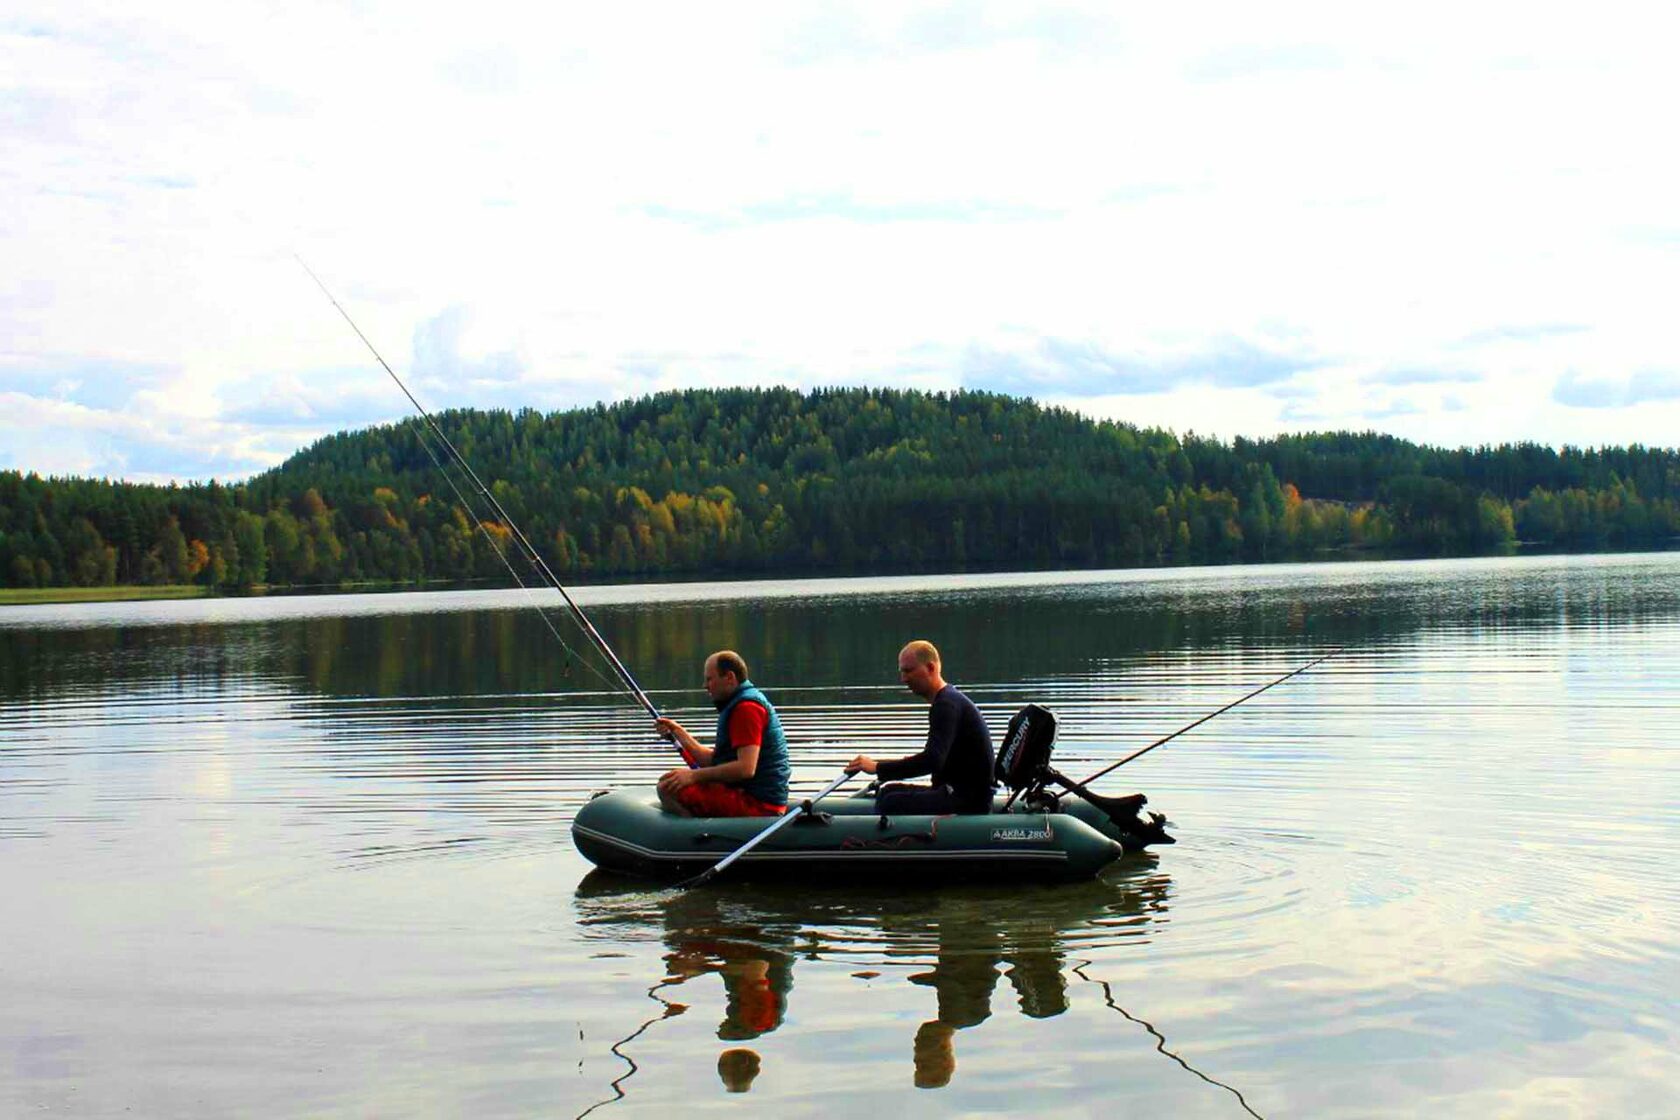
[571,786,1169,883]
[572,703,1174,883]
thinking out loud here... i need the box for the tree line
[2,387,1677,590]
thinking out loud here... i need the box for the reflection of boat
[572,861,1172,1094]
[573,789,1151,882]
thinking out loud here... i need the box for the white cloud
[3,2,1679,480]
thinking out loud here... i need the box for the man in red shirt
[655,650,792,817]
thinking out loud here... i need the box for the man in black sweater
[848,640,996,815]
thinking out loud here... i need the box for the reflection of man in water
[664,933,794,1041]
[717,1047,761,1092]
[575,869,1167,1101]
[660,913,794,1092]
[906,920,1069,1088]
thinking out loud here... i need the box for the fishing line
[575,978,684,1120]
[1078,646,1343,787]
[1071,961,1266,1119]
[305,280,613,692]
[297,255,662,718]
[401,408,618,691]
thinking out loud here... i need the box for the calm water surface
[3,554,1678,1117]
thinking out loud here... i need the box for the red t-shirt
[727,700,768,749]
[678,700,768,769]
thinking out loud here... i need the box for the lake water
[3,554,1678,1117]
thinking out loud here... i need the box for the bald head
[706,650,749,682]
[899,640,939,669]
[703,650,749,705]
[897,639,946,699]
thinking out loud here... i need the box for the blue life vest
[713,680,790,806]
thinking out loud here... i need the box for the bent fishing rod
[1078,646,1343,787]
[297,257,668,730]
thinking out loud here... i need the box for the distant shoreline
[6,541,1676,607]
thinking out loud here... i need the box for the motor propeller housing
[998,704,1174,849]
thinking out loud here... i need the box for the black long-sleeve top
[875,685,996,811]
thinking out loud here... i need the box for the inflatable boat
[572,786,1170,882]
[571,704,1174,883]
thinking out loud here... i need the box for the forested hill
[3,387,1678,590]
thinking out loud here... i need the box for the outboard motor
[997,703,1175,850]
[996,703,1058,798]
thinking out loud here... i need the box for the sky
[4,2,1679,484]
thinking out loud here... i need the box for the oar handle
[680,769,858,888]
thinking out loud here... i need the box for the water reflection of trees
[572,860,1172,1103]
[10,559,1678,703]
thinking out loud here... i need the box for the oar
[1077,646,1343,786]
[679,769,858,888]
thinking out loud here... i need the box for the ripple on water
[5,557,1680,1117]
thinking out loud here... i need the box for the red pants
[675,783,787,818]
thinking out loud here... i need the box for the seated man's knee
[878,783,956,815]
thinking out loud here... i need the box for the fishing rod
[1078,646,1343,787]
[296,257,666,727]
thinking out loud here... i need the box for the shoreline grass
[0,585,214,606]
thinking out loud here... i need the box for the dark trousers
[877,782,961,815]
